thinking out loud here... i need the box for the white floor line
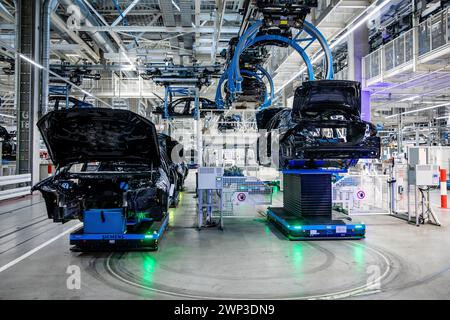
[0,223,82,273]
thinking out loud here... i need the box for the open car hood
[293,80,361,116]
[38,108,161,167]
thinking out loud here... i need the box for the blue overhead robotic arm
[215,18,334,110]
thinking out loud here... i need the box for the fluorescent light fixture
[170,0,196,28]
[329,0,392,50]
[275,0,392,94]
[19,54,43,69]
[171,0,180,11]
[400,95,420,102]
[386,102,450,118]
[121,51,134,65]
[0,38,113,108]
[81,89,93,97]
[121,66,135,71]
[0,113,15,119]
[436,115,450,120]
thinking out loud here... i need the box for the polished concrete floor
[0,174,449,300]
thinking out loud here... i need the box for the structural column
[347,23,371,121]
[15,0,41,184]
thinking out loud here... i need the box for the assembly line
[0,0,449,301]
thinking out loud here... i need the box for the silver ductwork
[57,0,116,54]
[180,0,193,50]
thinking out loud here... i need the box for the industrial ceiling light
[385,102,450,118]
[0,113,15,119]
[171,0,180,11]
[171,0,196,28]
[121,66,135,71]
[81,89,93,97]
[121,51,134,65]
[0,39,111,108]
[399,95,420,102]
[329,0,393,49]
[19,54,43,69]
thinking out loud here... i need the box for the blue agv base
[69,213,169,251]
[267,207,366,240]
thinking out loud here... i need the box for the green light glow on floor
[353,244,365,270]
[291,244,304,282]
[292,244,304,269]
[169,208,175,225]
[142,255,157,285]
[272,186,279,195]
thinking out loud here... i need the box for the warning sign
[356,190,366,200]
[237,192,247,202]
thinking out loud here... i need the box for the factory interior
[0,0,450,303]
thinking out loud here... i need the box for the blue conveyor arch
[215,20,334,109]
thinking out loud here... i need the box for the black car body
[154,97,221,118]
[158,133,189,207]
[32,108,171,223]
[257,80,380,169]
[218,114,242,133]
[225,75,267,107]
[0,125,16,161]
[49,95,93,110]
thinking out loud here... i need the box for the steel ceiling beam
[194,0,201,57]
[81,0,135,65]
[76,25,240,33]
[0,1,14,23]
[111,0,141,26]
[158,0,178,54]
[211,0,227,63]
[180,0,194,50]
[51,12,100,62]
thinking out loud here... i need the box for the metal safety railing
[0,174,31,201]
[332,173,390,215]
[81,74,160,98]
[363,7,450,84]
[215,176,273,217]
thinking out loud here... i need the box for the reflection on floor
[0,173,449,299]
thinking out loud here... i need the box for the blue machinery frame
[267,169,366,240]
[163,86,200,119]
[266,209,366,240]
[215,20,334,109]
[69,213,169,250]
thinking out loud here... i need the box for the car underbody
[256,80,380,169]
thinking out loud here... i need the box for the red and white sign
[356,190,366,200]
